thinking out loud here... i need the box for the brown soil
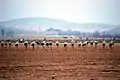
[0,43,120,80]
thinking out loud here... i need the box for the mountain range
[0,17,120,36]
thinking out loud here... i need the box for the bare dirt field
[0,43,120,80]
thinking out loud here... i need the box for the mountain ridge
[0,17,120,37]
[0,17,119,32]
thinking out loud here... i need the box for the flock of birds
[0,39,115,50]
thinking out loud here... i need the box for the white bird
[90,40,94,46]
[8,41,12,47]
[1,41,5,48]
[71,39,75,47]
[64,41,67,47]
[102,41,106,49]
[31,41,36,50]
[82,41,87,47]
[24,41,28,44]
[56,41,59,47]
[109,41,114,49]
[24,41,29,50]
[94,40,98,48]
[31,41,36,45]
[78,41,82,47]
[15,41,19,50]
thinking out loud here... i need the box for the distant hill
[103,26,120,35]
[0,17,119,33]
[0,17,120,39]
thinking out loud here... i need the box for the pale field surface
[0,43,120,80]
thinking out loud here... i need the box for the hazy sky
[0,0,120,24]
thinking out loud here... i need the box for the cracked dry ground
[0,44,120,80]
